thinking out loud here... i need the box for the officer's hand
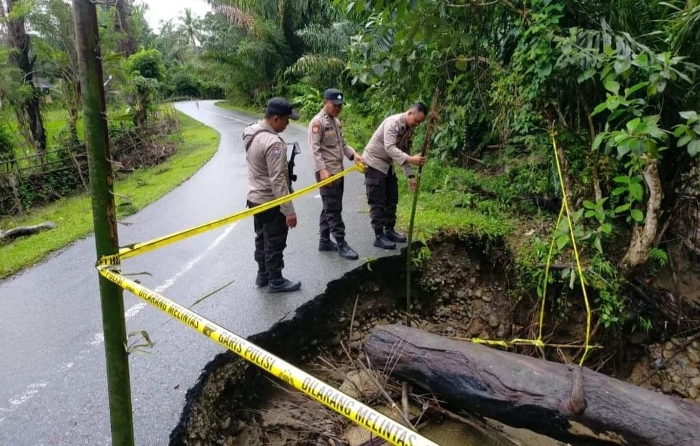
[353,154,364,166]
[408,155,425,166]
[319,169,331,180]
[286,213,298,228]
[409,177,417,193]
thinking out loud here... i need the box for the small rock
[221,417,231,430]
[482,294,492,303]
[478,331,490,340]
[350,341,362,350]
[677,357,690,367]
[476,264,481,271]
[329,334,341,346]
[663,349,675,360]
[469,320,483,337]
[688,350,700,363]
[650,376,662,388]
[690,387,700,399]
[672,337,685,347]
[351,332,363,342]
[414,304,422,311]
[496,325,506,339]
[474,289,483,299]
[665,341,675,351]
[673,375,682,384]
[686,367,699,378]
[692,341,700,350]
[338,317,346,323]
[470,277,476,285]
[233,420,246,435]
[457,290,467,299]
[691,377,700,388]
[675,385,689,398]
[662,382,674,394]
[488,314,500,328]
[352,320,360,328]
[446,326,455,333]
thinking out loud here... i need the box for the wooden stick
[405,87,441,327]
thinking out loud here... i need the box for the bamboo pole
[72,1,135,445]
[405,88,441,327]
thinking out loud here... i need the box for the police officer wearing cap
[242,97,302,293]
[308,88,364,260]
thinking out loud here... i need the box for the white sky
[141,0,211,30]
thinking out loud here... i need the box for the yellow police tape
[98,267,440,446]
[97,163,365,267]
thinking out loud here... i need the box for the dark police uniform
[242,97,301,292]
[308,89,360,259]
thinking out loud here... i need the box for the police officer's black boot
[318,238,338,251]
[268,272,302,293]
[385,227,407,243]
[373,229,396,250]
[337,240,359,260]
[255,271,269,288]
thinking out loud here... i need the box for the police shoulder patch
[311,120,320,134]
[272,142,285,157]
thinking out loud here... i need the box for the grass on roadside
[394,160,515,239]
[214,100,262,116]
[0,111,220,279]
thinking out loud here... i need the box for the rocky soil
[170,235,697,446]
[629,337,700,402]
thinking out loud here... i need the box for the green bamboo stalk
[72,1,135,445]
[405,89,441,327]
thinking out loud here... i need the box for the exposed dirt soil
[168,235,696,446]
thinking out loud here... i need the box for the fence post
[72,1,135,445]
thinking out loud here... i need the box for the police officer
[308,88,364,260]
[362,102,427,249]
[242,97,302,293]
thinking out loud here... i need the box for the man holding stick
[362,102,427,250]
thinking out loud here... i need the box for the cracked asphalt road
[0,100,397,446]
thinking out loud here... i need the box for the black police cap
[266,97,300,120]
[323,88,345,105]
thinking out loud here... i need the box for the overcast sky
[141,0,211,30]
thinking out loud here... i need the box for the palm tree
[178,8,200,47]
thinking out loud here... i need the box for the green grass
[0,111,220,279]
[214,100,263,116]
[393,160,517,239]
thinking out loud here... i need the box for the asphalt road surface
[0,100,397,446]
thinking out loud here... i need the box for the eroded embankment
[168,235,695,446]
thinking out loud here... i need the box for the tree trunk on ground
[114,0,137,57]
[621,159,663,273]
[365,324,700,446]
[5,0,47,157]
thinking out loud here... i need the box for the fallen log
[0,221,57,241]
[365,324,700,446]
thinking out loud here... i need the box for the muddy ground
[168,235,696,446]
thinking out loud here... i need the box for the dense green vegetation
[3,0,700,346]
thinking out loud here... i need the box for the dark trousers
[247,200,288,279]
[365,166,398,233]
[316,173,345,243]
